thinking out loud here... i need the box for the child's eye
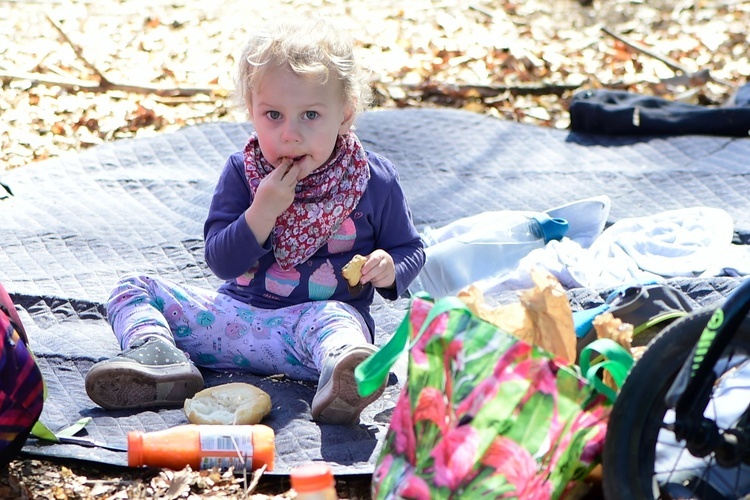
[303,111,318,120]
[267,111,281,120]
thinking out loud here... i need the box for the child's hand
[360,249,395,289]
[253,158,301,218]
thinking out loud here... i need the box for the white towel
[594,206,734,277]
[480,206,737,293]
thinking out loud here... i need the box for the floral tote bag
[356,295,615,499]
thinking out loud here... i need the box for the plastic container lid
[532,214,569,243]
[127,431,144,468]
[291,462,335,493]
[252,424,276,472]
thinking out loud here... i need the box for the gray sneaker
[85,336,204,410]
[311,344,385,425]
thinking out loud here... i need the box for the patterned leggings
[107,273,371,382]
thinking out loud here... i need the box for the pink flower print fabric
[243,132,369,270]
[372,297,611,500]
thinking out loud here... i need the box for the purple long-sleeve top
[204,149,425,335]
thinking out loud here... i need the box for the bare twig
[45,13,109,84]
[4,13,220,98]
[601,26,735,88]
[83,479,138,486]
[0,69,94,88]
[246,464,266,495]
[468,4,494,18]
[601,26,689,74]
[0,69,221,97]
[404,81,581,99]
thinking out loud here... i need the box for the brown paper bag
[458,268,577,364]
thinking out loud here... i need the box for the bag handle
[355,294,470,397]
[579,338,634,403]
[357,294,635,403]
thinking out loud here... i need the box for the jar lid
[291,462,335,493]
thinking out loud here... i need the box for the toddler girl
[85,17,425,425]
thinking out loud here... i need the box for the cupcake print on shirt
[327,217,356,253]
[265,263,301,297]
[308,259,338,300]
[236,261,260,287]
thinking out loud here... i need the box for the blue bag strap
[355,294,470,397]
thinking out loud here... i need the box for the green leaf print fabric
[370,297,610,499]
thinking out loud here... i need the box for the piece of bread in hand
[342,254,367,287]
[184,382,272,425]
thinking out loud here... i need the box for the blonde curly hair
[235,17,372,121]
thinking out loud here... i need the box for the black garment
[569,85,750,137]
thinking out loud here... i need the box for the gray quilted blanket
[2,108,749,474]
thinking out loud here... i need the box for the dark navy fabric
[570,86,750,137]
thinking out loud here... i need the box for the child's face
[250,65,354,180]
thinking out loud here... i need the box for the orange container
[127,424,275,472]
[291,462,338,499]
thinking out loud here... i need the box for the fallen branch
[403,81,581,99]
[0,14,220,97]
[601,26,735,88]
[601,26,688,73]
[45,13,109,84]
[0,69,222,97]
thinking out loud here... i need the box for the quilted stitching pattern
[2,108,748,473]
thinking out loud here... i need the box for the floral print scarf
[243,132,370,270]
